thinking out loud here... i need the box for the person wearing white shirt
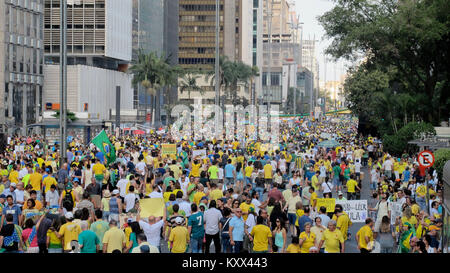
[124,186,139,212]
[244,211,256,253]
[321,179,334,197]
[203,200,222,253]
[14,183,25,208]
[137,212,165,252]
[382,157,393,179]
[149,185,163,198]
[46,185,60,208]
[116,176,129,199]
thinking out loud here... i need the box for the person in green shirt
[79,221,100,253]
[208,161,219,183]
[332,163,342,193]
[90,210,110,244]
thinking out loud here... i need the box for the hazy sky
[294,0,350,82]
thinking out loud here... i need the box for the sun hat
[103,190,112,198]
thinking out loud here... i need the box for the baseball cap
[10,183,16,188]
[200,196,209,201]
[73,178,80,182]
[112,189,120,195]
[0,194,6,199]
[65,212,74,219]
[248,207,255,213]
[338,191,343,196]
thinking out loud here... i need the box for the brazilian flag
[91,130,116,165]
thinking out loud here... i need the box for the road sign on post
[417,150,435,213]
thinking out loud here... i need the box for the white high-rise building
[43,0,134,120]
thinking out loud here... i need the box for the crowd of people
[0,116,445,253]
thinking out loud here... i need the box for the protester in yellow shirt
[356,218,374,253]
[56,212,82,252]
[318,220,345,253]
[299,222,316,253]
[346,175,359,200]
[169,217,189,253]
[250,216,272,253]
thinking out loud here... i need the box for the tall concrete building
[261,0,301,109]
[302,38,319,109]
[0,0,45,134]
[42,0,134,121]
[178,0,254,105]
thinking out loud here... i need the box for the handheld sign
[417,150,435,176]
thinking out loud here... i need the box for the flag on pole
[91,130,116,165]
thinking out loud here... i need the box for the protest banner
[390,201,403,225]
[316,198,336,213]
[192,149,207,158]
[161,144,177,155]
[140,198,165,218]
[336,200,368,223]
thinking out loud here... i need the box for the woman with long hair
[125,221,142,253]
[272,217,287,253]
[47,216,64,253]
[269,202,287,231]
[378,215,395,253]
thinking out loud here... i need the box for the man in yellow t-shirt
[169,217,190,253]
[192,184,206,206]
[102,220,127,253]
[239,195,255,221]
[209,183,223,201]
[57,212,82,252]
[42,173,58,194]
[92,159,106,184]
[332,205,352,241]
[346,174,359,200]
[250,216,272,253]
[356,218,374,253]
[318,220,345,253]
[190,160,202,178]
[244,162,254,186]
[29,169,43,193]
[9,165,19,183]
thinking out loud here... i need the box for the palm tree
[206,56,255,106]
[179,70,205,105]
[129,50,180,126]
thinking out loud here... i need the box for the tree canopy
[319,0,450,133]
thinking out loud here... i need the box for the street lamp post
[60,0,67,167]
[288,17,303,116]
[215,0,220,107]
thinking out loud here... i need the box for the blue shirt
[224,164,235,178]
[298,215,313,233]
[96,152,105,164]
[188,212,205,239]
[229,216,245,241]
[78,230,100,253]
[403,170,410,182]
[2,204,22,226]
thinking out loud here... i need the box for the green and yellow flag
[91,130,116,165]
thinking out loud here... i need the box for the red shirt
[268,188,283,202]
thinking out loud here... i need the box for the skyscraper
[0,0,45,134]
[42,0,134,120]
[178,0,254,105]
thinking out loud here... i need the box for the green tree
[129,50,180,126]
[382,122,436,156]
[434,149,450,180]
[179,70,205,105]
[319,0,450,127]
[52,110,78,122]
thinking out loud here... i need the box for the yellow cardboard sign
[316,198,336,213]
[161,144,177,155]
[140,198,165,218]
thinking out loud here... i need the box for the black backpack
[63,190,74,208]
